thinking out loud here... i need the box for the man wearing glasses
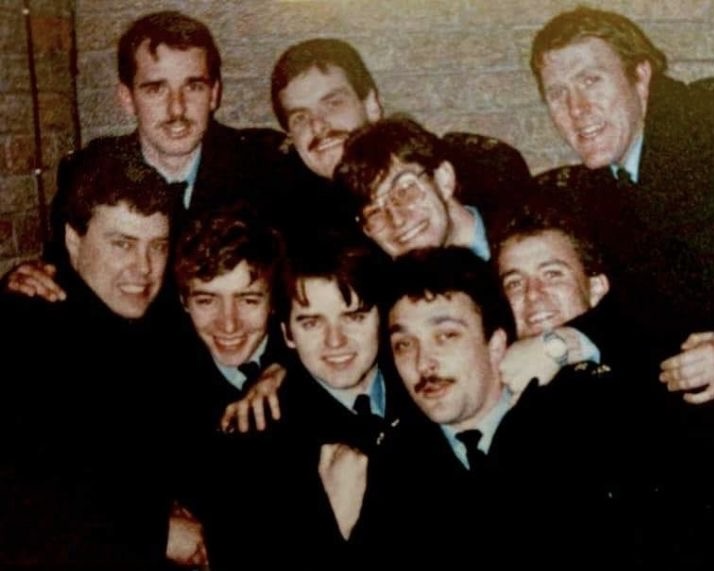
[335,115,494,260]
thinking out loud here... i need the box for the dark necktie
[237,361,261,387]
[615,166,633,188]
[353,394,373,416]
[456,429,488,473]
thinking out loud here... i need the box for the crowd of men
[2,6,714,569]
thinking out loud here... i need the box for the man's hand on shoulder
[660,331,714,404]
[4,261,66,302]
[220,363,286,433]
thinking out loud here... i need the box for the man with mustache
[266,38,531,243]
[530,6,714,404]
[323,247,664,564]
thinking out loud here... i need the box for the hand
[318,443,368,540]
[500,335,561,401]
[220,363,287,433]
[166,504,208,567]
[4,261,66,301]
[660,331,714,404]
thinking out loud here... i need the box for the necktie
[353,394,373,416]
[237,361,261,387]
[615,166,633,188]
[456,429,488,473]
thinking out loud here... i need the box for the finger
[220,404,237,432]
[237,401,251,433]
[682,331,714,350]
[251,398,267,431]
[267,392,282,421]
[319,443,339,471]
[683,385,714,405]
[665,371,708,392]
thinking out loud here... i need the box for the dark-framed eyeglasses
[358,169,429,234]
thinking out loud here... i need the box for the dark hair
[174,203,284,299]
[118,11,222,87]
[271,38,377,130]
[385,247,515,342]
[492,205,607,277]
[530,6,667,97]
[277,233,389,324]
[65,149,181,236]
[334,114,448,211]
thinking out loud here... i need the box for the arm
[500,327,598,399]
[220,363,286,433]
[660,331,714,404]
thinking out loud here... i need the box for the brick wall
[0,0,76,275]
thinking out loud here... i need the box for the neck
[140,141,200,181]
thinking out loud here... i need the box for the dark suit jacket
[0,265,180,570]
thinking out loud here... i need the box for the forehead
[498,230,584,274]
[132,40,210,81]
[373,158,424,194]
[280,64,359,108]
[291,277,361,312]
[541,36,626,85]
[88,203,169,240]
[389,292,483,332]
[188,260,268,295]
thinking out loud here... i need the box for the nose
[168,88,186,118]
[567,88,590,119]
[309,112,329,138]
[524,277,546,302]
[136,248,152,276]
[219,301,241,334]
[385,201,408,228]
[325,322,347,349]
[416,343,438,376]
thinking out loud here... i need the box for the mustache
[163,117,192,127]
[415,375,455,394]
[308,130,349,152]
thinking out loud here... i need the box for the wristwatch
[543,330,569,366]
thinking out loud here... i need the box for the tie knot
[456,429,483,452]
[615,166,633,186]
[353,394,372,416]
[237,361,261,383]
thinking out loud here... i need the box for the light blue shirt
[610,132,643,183]
[180,147,202,208]
[314,367,386,418]
[465,205,490,261]
[441,388,512,469]
[214,334,269,391]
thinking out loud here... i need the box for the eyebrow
[389,314,466,335]
[500,258,574,278]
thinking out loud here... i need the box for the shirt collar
[313,367,386,418]
[214,334,269,390]
[464,205,490,261]
[142,144,202,208]
[441,388,511,467]
[610,131,643,183]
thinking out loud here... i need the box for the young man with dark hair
[0,150,182,569]
[334,115,509,259]
[530,6,714,403]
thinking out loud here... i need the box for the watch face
[544,334,568,361]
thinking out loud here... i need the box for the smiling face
[279,64,382,179]
[389,292,505,431]
[283,277,379,395]
[498,230,609,339]
[184,261,271,367]
[65,203,169,319]
[361,160,454,258]
[540,36,651,169]
[118,41,220,178]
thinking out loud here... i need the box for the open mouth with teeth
[119,283,151,295]
[213,336,248,352]
[312,136,346,153]
[322,353,356,368]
